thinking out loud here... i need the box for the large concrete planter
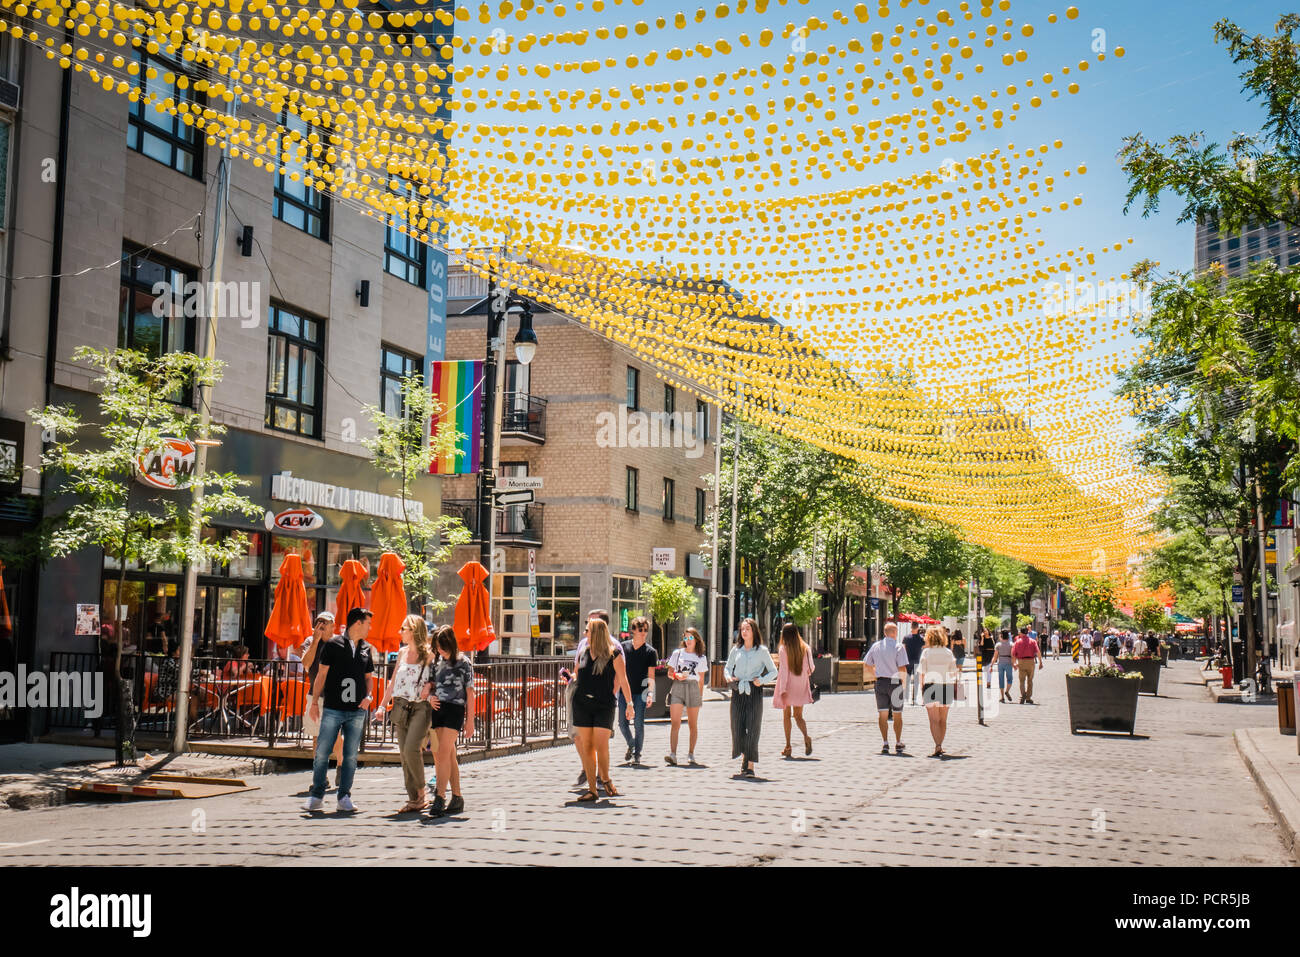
[1066,675,1140,735]
[1117,657,1161,695]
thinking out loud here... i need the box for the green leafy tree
[880,517,966,621]
[640,572,699,646]
[1066,574,1120,631]
[1133,597,1172,635]
[30,347,262,766]
[982,614,1001,634]
[713,420,836,632]
[1016,613,1033,632]
[1119,15,1300,675]
[361,374,470,615]
[783,589,822,630]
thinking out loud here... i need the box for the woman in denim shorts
[664,627,708,766]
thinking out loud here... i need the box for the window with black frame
[273,110,330,240]
[696,487,706,528]
[626,466,638,511]
[626,366,639,410]
[384,181,427,287]
[119,244,196,358]
[266,303,325,438]
[663,477,675,521]
[380,345,421,417]
[126,49,203,177]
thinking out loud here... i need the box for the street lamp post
[475,270,536,656]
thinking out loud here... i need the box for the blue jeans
[311,707,366,799]
[998,661,1014,691]
[617,690,647,756]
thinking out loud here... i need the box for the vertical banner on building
[430,360,484,474]
[527,548,540,640]
[426,248,447,369]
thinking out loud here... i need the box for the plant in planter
[1066,665,1143,735]
[1115,653,1162,695]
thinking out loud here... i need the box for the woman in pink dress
[773,623,815,757]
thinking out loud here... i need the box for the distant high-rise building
[1194,216,1300,277]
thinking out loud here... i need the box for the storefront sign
[135,437,196,490]
[266,507,325,533]
[270,471,423,521]
[651,547,676,572]
[0,416,23,492]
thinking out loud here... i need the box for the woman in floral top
[420,625,476,818]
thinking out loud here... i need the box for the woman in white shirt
[917,625,960,758]
[664,627,708,766]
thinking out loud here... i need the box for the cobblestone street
[0,661,1286,866]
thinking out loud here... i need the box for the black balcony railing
[500,392,546,441]
[443,499,544,545]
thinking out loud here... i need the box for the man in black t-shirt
[902,623,925,704]
[303,608,375,813]
[617,616,658,766]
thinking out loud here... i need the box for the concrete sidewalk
[0,742,280,811]
[1235,726,1300,864]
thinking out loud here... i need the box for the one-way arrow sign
[495,489,534,507]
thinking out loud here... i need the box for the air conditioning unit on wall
[0,79,19,113]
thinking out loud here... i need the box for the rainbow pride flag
[430,360,483,474]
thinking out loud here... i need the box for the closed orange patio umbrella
[367,552,408,655]
[334,559,368,636]
[453,560,496,653]
[265,553,312,650]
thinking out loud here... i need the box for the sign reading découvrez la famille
[271,471,424,521]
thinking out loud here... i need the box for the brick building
[437,259,717,658]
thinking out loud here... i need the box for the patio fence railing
[46,650,569,754]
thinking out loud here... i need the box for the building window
[696,398,709,440]
[1227,235,1240,251]
[664,384,675,427]
[126,50,202,178]
[119,244,196,359]
[493,573,581,656]
[380,345,421,417]
[663,477,675,521]
[266,302,325,438]
[611,575,646,637]
[274,111,330,240]
[696,487,706,528]
[626,466,638,511]
[626,366,639,411]
[384,180,426,287]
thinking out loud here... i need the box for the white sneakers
[303,794,358,812]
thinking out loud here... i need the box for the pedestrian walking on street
[568,610,618,790]
[903,621,925,704]
[980,628,995,690]
[950,630,966,674]
[424,625,476,818]
[918,625,959,757]
[1012,627,1043,704]
[617,616,658,766]
[993,630,1015,703]
[724,617,778,777]
[299,611,343,779]
[377,614,434,813]
[303,607,375,813]
[665,627,708,766]
[773,623,815,758]
[1050,629,1061,660]
[1080,629,1093,665]
[1106,632,1122,667]
[865,622,910,754]
[571,618,635,802]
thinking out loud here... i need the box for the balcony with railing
[443,499,544,546]
[501,392,546,444]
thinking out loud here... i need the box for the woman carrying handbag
[773,623,815,758]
